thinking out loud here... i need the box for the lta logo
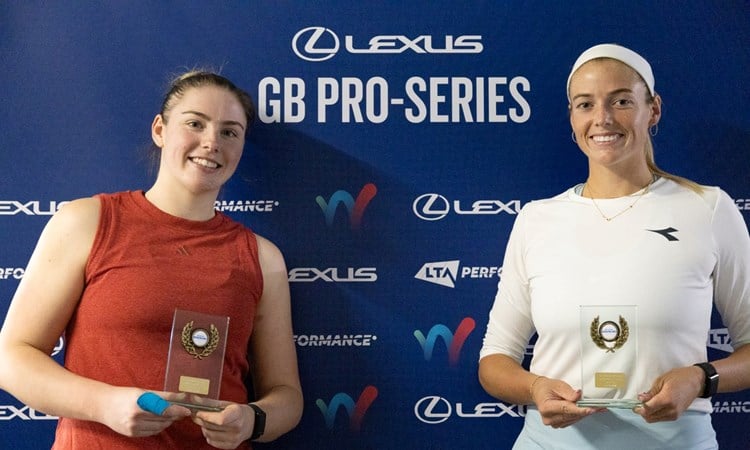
[414,317,476,367]
[316,183,377,229]
[316,385,378,431]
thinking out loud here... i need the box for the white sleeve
[479,205,536,363]
[711,189,750,349]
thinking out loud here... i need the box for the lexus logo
[292,26,339,62]
[414,396,452,424]
[413,193,522,220]
[413,193,450,221]
[292,27,484,62]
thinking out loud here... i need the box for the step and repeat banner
[2,2,749,449]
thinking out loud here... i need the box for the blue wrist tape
[137,392,170,415]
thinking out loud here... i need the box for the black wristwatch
[693,362,719,398]
[248,403,266,441]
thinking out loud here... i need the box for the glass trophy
[577,305,642,409]
[164,309,229,411]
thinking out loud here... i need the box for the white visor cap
[567,43,655,100]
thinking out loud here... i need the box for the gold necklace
[583,179,653,222]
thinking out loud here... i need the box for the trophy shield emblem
[164,309,229,410]
[578,305,641,408]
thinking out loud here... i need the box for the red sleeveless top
[53,191,262,449]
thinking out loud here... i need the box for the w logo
[316,183,377,229]
[414,317,476,367]
[316,385,378,431]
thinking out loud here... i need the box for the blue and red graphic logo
[316,385,378,431]
[316,183,377,229]
[414,317,476,367]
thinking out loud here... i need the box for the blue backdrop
[1,1,749,448]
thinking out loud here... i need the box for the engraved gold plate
[179,375,211,395]
[595,372,626,389]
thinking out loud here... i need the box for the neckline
[573,176,663,199]
[129,190,226,232]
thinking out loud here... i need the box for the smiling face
[151,85,247,195]
[568,58,661,173]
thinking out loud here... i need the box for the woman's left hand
[634,365,704,423]
[192,403,254,449]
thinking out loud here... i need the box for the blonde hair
[641,86,703,194]
[644,134,703,193]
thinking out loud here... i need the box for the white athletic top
[480,178,750,414]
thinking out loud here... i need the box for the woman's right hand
[102,388,191,437]
[530,376,601,428]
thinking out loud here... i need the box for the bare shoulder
[254,233,288,272]
[35,197,102,261]
[53,197,101,225]
[45,197,101,239]
[252,233,290,310]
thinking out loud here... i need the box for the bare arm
[194,235,303,448]
[0,198,105,417]
[0,198,189,435]
[714,343,750,393]
[479,353,598,428]
[246,235,303,440]
[478,353,538,405]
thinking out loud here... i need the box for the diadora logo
[413,193,521,221]
[316,385,378,431]
[288,267,377,282]
[414,317,475,367]
[415,260,501,288]
[707,328,733,353]
[414,396,527,424]
[646,227,679,242]
[292,26,483,62]
[316,183,377,229]
[0,200,68,216]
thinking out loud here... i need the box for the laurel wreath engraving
[181,321,220,359]
[590,315,629,353]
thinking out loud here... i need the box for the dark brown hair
[144,71,256,178]
[160,70,256,134]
